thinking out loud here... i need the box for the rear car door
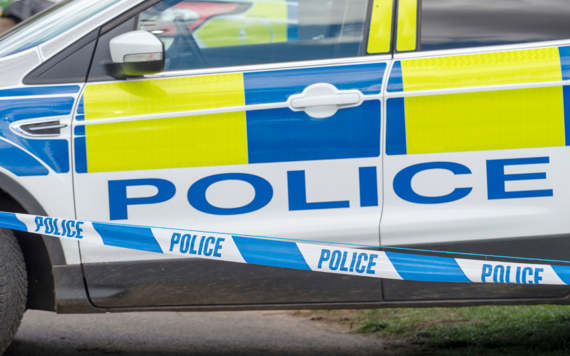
[381,0,570,301]
[72,0,394,308]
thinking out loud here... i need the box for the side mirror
[106,31,165,80]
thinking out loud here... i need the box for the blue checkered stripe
[2,211,570,285]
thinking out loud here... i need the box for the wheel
[0,228,26,354]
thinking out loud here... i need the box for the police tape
[1,211,570,286]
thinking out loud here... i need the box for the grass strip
[356,305,570,355]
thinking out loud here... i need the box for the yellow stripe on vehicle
[83,74,245,121]
[401,48,562,92]
[195,0,288,47]
[85,112,249,173]
[404,86,566,154]
[367,0,393,54]
[396,0,417,52]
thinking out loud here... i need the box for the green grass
[349,305,570,355]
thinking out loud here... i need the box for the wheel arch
[0,170,65,311]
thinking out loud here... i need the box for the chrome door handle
[11,119,67,137]
[28,123,67,131]
[291,93,360,109]
[288,83,363,118]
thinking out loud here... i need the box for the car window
[420,0,570,52]
[0,0,122,58]
[137,0,370,71]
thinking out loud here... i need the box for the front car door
[381,0,570,301]
[72,0,394,308]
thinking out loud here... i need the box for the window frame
[404,0,570,57]
[90,0,393,82]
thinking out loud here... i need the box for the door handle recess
[291,93,360,109]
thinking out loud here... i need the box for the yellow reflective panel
[83,74,245,121]
[242,23,276,45]
[396,0,417,52]
[246,0,287,20]
[195,0,287,48]
[84,112,249,173]
[195,19,245,47]
[404,87,566,154]
[367,0,393,54]
[401,48,562,92]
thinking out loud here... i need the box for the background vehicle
[0,0,61,34]
[1,0,570,352]
[0,0,13,16]
[0,0,14,33]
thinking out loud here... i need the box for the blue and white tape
[1,211,570,286]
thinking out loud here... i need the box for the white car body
[0,0,569,312]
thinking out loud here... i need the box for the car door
[381,0,570,300]
[72,0,394,307]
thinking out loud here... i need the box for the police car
[1,0,570,351]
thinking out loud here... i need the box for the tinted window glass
[137,0,369,71]
[421,0,570,52]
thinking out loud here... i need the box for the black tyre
[0,228,26,355]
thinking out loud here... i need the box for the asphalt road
[3,310,386,356]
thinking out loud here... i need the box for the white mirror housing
[110,31,163,63]
[106,31,165,79]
